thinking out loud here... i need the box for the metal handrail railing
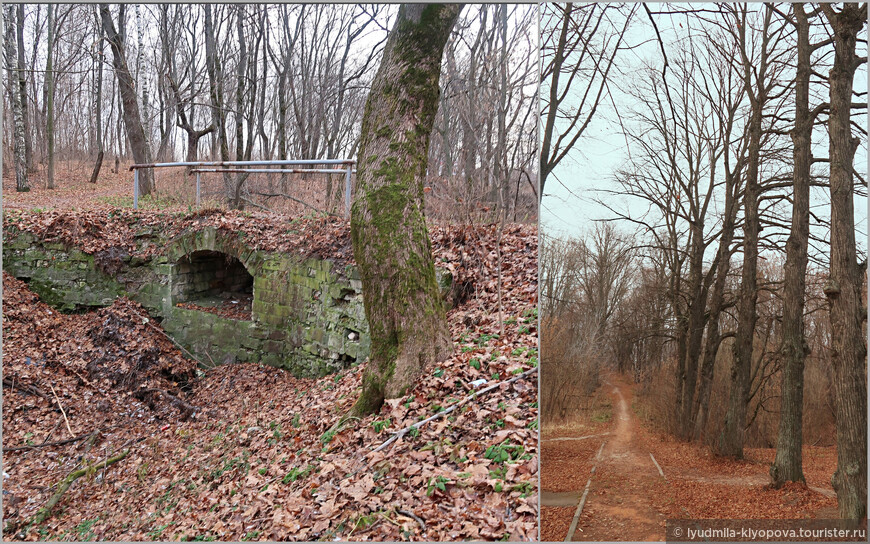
[129,159,355,217]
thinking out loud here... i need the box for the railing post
[345,164,352,219]
[195,172,201,207]
[133,168,139,210]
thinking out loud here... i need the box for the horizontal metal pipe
[188,168,355,175]
[130,159,354,171]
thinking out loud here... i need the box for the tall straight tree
[45,3,55,189]
[350,3,463,416]
[771,2,815,487]
[203,4,230,191]
[15,4,33,171]
[820,2,867,521]
[718,4,784,458]
[5,4,29,192]
[99,3,154,196]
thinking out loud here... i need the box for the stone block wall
[3,232,128,311]
[3,227,370,378]
[173,250,254,303]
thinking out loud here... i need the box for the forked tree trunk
[719,5,770,458]
[821,2,867,521]
[771,2,812,487]
[5,5,28,192]
[99,3,154,196]
[350,3,462,416]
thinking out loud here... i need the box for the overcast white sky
[540,3,868,261]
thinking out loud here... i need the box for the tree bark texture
[15,4,32,171]
[45,4,55,189]
[350,3,462,416]
[822,2,867,521]
[771,2,812,487]
[5,5,29,191]
[99,4,153,196]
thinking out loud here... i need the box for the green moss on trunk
[350,4,461,416]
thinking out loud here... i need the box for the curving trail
[567,378,667,541]
[540,376,668,541]
[542,375,840,541]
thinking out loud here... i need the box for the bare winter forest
[2,4,538,541]
[540,3,868,541]
[2,3,537,220]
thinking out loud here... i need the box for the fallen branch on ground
[137,388,199,419]
[19,448,130,534]
[374,366,538,453]
[396,509,426,530]
[3,431,98,453]
[49,383,75,438]
[3,377,50,400]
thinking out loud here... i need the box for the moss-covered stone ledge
[2,232,129,311]
[2,226,374,377]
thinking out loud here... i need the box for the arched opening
[174,250,254,320]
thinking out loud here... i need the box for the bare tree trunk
[5,5,29,191]
[693,176,738,441]
[45,4,55,189]
[719,5,772,458]
[136,4,150,142]
[89,8,104,185]
[228,5,249,209]
[99,4,154,196]
[679,225,709,439]
[771,2,812,487]
[821,2,867,521]
[15,4,33,172]
[350,3,462,416]
[204,5,230,192]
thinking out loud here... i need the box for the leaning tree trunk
[350,3,462,416]
[5,5,28,191]
[771,2,812,487]
[821,2,867,521]
[89,8,105,185]
[99,3,154,196]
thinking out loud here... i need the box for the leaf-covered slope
[2,215,538,541]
